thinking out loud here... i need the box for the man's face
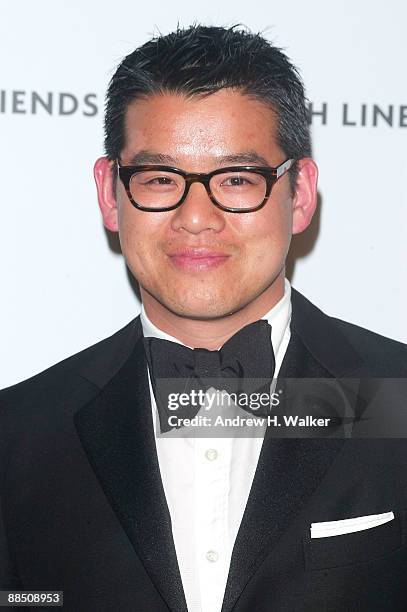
[96,89,317,320]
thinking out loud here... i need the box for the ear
[93,157,119,232]
[291,157,318,235]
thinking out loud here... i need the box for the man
[1,24,407,612]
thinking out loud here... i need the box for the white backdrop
[1,0,406,388]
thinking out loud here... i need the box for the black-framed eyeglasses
[116,158,295,213]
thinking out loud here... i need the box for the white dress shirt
[140,279,292,612]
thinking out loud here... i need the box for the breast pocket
[304,511,404,571]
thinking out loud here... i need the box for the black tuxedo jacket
[1,289,407,612]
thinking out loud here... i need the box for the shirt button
[206,550,219,562]
[205,448,218,461]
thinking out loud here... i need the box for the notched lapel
[73,336,188,612]
[221,330,349,612]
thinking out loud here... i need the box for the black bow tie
[143,319,275,432]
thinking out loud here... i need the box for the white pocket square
[310,511,394,538]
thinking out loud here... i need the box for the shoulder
[330,316,407,375]
[0,317,142,411]
[291,287,407,377]
[330,317,407,367]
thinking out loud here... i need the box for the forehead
[121,89,284,166]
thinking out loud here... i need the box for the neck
[140,274,285,350]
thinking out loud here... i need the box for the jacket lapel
[74,326,188,612]
[221,289,364,612]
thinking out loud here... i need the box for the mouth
[167,247,231,272]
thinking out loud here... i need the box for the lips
[167,247,230,271]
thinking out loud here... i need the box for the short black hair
[104,24,311,190]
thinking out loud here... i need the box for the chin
[172,307,233,321]
[170,303,223,320]
[153,291,225,319]
[164,292,252,320]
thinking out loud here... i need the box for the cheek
[236,202,292,263]
[117,202,170,281]
[118,205,151,266]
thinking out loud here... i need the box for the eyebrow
[127,151,177,165]
[125,150,271,167]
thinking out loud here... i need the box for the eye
[132,171,183,191]
[145,176,175,185]
[222,176,252,186]
[218,172,263,188]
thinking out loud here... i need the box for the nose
[170,181,226,235]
